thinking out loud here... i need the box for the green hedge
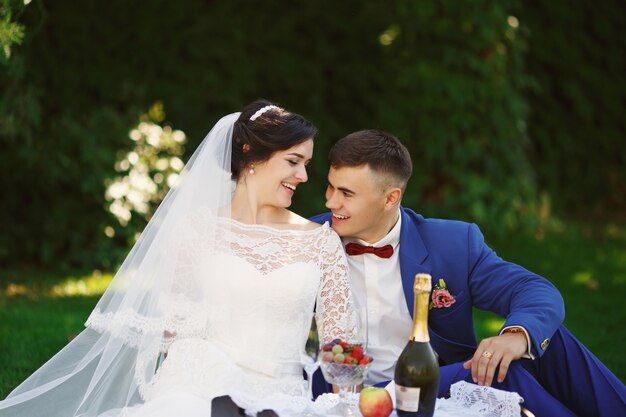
[373,1,540,233]
[519,1,626,216]
[1,0,621,272]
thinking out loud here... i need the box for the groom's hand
[462,332,528,387]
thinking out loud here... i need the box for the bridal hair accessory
[250,105,279,121]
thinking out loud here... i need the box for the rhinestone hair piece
[249,105,280,121]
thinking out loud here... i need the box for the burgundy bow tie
[345,243,394,259]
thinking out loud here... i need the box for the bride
[0,100,356,417]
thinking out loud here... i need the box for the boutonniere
[430,278,456,309]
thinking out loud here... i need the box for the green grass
[0,295,100,395]
[0,271,110,398]
[1,221,624,398]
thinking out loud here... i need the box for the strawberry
[359,357,371,365]
[344,356,359,365]
[351,346,364,360]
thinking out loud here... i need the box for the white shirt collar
[342,209,402,248]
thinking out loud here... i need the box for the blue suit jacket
[310,207,565,365]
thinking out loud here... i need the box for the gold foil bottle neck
[414,273,432,293]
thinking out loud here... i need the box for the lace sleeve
[86,209,214,352]
[159,209,218,350]
[316,227,356,344]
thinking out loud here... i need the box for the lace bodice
[88,215,354,400]
[162,215,353,345]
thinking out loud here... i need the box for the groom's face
[325,165,391,243]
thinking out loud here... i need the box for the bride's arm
[316,229,356,344]
[316,229,360,393]
[160,210,213,353]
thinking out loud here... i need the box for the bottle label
[395,384,421,412]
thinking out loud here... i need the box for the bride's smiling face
[252,139,314,208]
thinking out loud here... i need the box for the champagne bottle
[394,273,440,417]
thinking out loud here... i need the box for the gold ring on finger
[481,351,493,359]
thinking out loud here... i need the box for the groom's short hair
[329,129,413,192]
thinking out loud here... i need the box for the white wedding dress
[87,216,354,417]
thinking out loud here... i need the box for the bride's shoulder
[285,214,343,246]
[284,211,327,231]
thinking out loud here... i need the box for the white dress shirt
[342,211,412,386]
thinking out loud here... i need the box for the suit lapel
[398,208,430,318]
[397,209,476,363]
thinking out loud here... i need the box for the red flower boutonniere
[430,278,456,309]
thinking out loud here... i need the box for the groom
[311,130,625,417]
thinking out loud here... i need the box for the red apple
[358,386,393,417]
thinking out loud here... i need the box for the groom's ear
[384,187,402,210]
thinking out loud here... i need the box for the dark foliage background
[519,1,626,216]
[1,0,624,271]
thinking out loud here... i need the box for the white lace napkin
[230,391,348,417]
[233,380,523,417]
[437,381,524,417]
[385,380,523,417]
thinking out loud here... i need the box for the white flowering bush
[105,103,186,238]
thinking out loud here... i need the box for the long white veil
[0,112,240,417]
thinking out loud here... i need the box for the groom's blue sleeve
[464,223,565,357]
[309,212,331,225]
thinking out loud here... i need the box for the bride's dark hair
[231,99,317,180]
